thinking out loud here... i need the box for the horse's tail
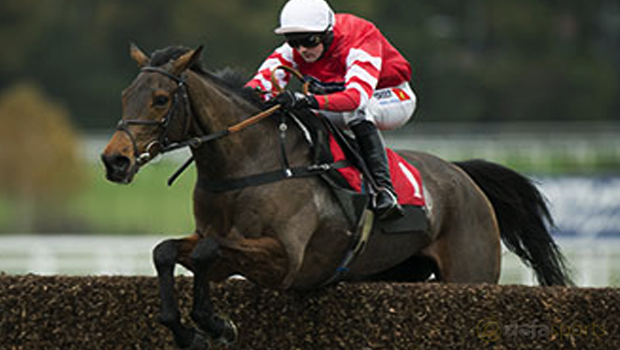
[453,159,573,286]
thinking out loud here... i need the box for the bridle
[116,63,314,167]
[114,65,283,185]
[115,66,193,166]
[113,64,349,190]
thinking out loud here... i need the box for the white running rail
[0,235,618,287]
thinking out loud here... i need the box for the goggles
[285,33,324,49]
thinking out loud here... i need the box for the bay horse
[101,45,572,349]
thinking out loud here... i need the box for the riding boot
[350,120,404,220]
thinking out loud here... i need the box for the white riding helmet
[274,0,335,34]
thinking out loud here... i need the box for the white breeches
[320,82,417,130]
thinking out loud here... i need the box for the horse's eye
[153,95,169,107]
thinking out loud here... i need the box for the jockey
[246,0,417,220]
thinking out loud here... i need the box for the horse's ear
[170,46,204,76]
[130,43,150,67]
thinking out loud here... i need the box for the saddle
[287,108,429,236]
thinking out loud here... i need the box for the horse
[101,45,572,349]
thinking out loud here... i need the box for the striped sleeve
[315,44,382,112]
[246,44,297,100]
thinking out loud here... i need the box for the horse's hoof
[213,317,238,346]
[184,331,210,350]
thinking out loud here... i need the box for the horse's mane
[149,46,263,106]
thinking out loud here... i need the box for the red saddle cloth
[328,135,425,206]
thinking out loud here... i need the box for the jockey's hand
[269,91,318,111]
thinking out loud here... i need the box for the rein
[116,67,281,166]
[119,65,348,189]
[164,104,282,186]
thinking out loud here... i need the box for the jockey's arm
[246,44,296,99]
[313,87,363,112]
[314,39,383,113]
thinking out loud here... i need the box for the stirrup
[374,189,404,220]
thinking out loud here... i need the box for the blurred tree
[0,83,85,232]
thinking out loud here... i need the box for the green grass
[68,160,196,234]
[1,148,618,234]
[0,195,11,228]
[500,152,620,175]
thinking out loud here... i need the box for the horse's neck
[186,72,288,181]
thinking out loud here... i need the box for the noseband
[115,67,192,165]
[115,66,286,171]
[114,64,343,189]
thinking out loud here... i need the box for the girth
[197,161,351,193]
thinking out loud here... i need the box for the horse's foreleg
[152,236,208,349]
[190,237,238,346]
[186,235,288,346]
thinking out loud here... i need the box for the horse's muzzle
[101,153,135,184]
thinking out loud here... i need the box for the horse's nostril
[114,155,130,171]
[102,154,131,173]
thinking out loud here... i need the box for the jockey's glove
[269,91,319,111]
